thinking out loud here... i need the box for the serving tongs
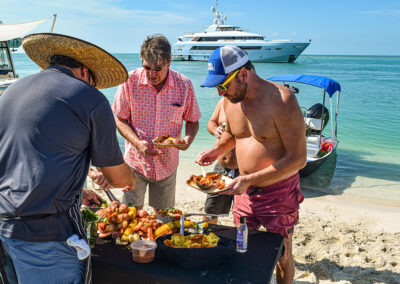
[180,213,229,235]
[103,185,120,203]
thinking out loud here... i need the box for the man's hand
[88,168,109,188]
[195,148,220,166]
[136,140,162,156]
[176,136,192,151]
[122,176,136,192]
[215,125,225,138]
[82,188,101,207]
[221,175,252,195]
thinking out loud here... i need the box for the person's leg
[0,237,85,284]
[148,170,176,212]
[0,237,18,284]
[276,235,295,284]
[122,170,149,210]
[204,194,234,224]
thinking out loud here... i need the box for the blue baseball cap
[201,45,249,88]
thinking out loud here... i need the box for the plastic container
[130,240,157,263]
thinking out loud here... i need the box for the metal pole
[5,41,17,78]
[50,14,57,33]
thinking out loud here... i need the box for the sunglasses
[142,63,166,72]
[216,70,240,91]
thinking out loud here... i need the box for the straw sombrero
[22,33,127,89]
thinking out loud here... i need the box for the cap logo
[208,62,215,71]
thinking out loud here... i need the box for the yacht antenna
[212,0,226,25]
[50,14,57,33]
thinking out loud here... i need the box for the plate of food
[186,172,233,194]
[153,134,186,148]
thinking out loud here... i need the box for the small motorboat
[267,74,342,177]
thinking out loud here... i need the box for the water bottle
[236,216,248,253]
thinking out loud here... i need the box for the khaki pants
[122,169,176,210]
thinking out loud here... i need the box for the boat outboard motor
[306,103,329,135]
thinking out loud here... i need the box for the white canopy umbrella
[0,18,49,41]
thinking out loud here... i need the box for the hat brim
[201,74,227,88]
[22,33,128,89]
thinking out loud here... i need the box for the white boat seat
[306,135,321,158]
[304,117,323,131]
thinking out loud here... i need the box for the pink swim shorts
[233,173,304,238]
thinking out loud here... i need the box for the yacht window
[275,48,282,50]
[265,48,271,50]
[191,46,220,50]
[238,46,262,50]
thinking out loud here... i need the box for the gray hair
[140,34,171,65]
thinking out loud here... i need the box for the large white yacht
[172,2,311,63]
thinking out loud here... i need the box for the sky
[2,0,400,55]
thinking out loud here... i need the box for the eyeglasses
[216,70,240,91]
[142,63,166,72]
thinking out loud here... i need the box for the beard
[226,79,247,104]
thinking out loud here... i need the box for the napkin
[67,234,91,260]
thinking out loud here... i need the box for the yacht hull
[172,42,310,63]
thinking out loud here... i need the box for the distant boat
[172,0,311,63]
[268,74,342,177]
[0,17,54,96]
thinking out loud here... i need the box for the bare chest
[226,105,278,142]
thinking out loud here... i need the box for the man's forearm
[184,121,199,144]
[207,120,218,136]
[115,117,141,147]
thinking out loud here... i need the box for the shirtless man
[203,97,239,224]
[196,45,306,284]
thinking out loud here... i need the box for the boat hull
[300,142,338,177]
[172,42,310,63]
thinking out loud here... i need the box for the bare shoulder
[265,81,298,110]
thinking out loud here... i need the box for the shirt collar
[46,65,75,78]
[46,65,93,88]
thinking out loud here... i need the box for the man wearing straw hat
[112,34,201,213]
[0,33,136,284]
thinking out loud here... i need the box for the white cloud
[361,9,400,16]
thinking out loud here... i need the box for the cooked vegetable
[163,232,219,248]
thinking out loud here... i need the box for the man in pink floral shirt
[112,34,201,211]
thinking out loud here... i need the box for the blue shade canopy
[267,74,341,97]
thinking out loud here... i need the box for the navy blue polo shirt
[0,66,124,241]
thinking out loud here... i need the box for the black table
[91,224,283,284]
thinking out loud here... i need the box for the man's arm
[115,116,161,156]
[100,162,136,192]
[179,121,199,150]
[207,98,224,138]
[196,119,235,166]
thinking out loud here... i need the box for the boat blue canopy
[267,74,341,97]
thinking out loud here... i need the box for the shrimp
[147,228,154,241]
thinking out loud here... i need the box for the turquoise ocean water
[11,54,400,206]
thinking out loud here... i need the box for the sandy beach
[87,163,400,283]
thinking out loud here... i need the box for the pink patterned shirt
[112,68,201,180]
